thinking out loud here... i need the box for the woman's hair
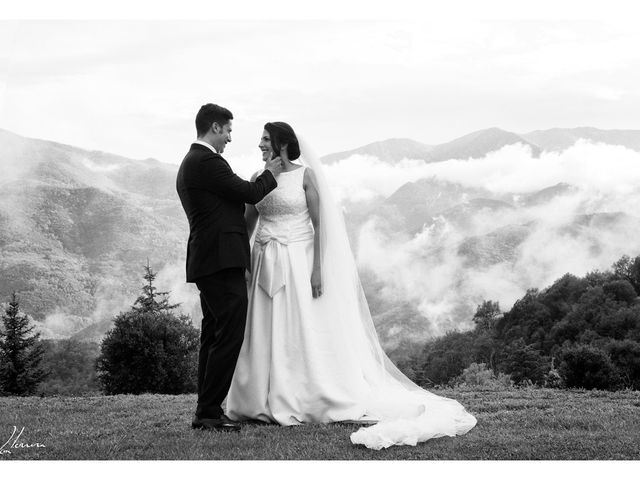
[264,122,301,160]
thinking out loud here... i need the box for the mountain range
[1,125,639,349]
[321,126,640,164]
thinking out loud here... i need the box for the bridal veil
[297,137,477,449]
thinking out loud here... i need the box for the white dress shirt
[194,139,219,154]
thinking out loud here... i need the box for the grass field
[1,387,639,460]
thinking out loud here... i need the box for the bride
[226,122,477,449]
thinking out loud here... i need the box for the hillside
[2,126,640,348]
[426,127,542,161]
[321,126,640,166]
[0,128,189,338]
[321,138,433,164]
[522,127,640,152]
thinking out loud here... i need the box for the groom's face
[212,120,232,153]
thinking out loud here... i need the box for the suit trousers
[194,268,248,419]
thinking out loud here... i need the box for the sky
[1,3,640,166]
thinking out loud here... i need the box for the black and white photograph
[1,0,639,472]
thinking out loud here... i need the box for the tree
[602,279,637,305]
[594,305,640,340]
[584,269,615,288]
[549,286,616,346]
[495,289,554,352]
[558,344,621,390]
[612,255,640,295]
[0,292,47,395]
[38,339,101,395]
[605,339,640,390]
[95,262,199,395]
[540,273,589,320]
[465,300,499,372]
[132,258,179,313]
[96,310,199,394]
[500,338,548,385]
[473,300,501,332]
[412,330,476,386]
[403,253,640,392]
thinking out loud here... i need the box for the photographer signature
[0,426,46,455]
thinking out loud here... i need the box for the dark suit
[176,142,276,419]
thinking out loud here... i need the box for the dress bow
[256,235,288,297]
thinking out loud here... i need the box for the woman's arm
[303,167,322,298]
[244,171,261,238]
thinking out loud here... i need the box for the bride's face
[259,130,273,162]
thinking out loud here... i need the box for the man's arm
[200,157,277,205]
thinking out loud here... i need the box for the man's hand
[265,154,283,177]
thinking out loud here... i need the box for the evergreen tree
[0,292,48,395]
[132,259,179,313]
[96,262,198,395]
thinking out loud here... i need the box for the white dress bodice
[255,166,313,244]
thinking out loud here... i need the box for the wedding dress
[226,144,477,449]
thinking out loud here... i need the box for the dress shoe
[191,414,241,432]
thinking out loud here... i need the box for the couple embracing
[175,103,477,450]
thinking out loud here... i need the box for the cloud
[336,141,640,337]
[323,156,435,202]
[325,140,640,201]
[155,261,201,326]
[3,20,640,164]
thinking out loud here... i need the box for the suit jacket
[176,143,277,282]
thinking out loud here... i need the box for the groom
[176,103,282,431]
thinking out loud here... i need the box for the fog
[335,141,640,336]
[323,141,640,204]
[5,135,640,342]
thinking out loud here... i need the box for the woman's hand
[311,266,322,298]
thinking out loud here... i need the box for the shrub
[559,344,621,390]
[451,362,513,390]
[95,261,199,395]
[543,368,564,388]
[543,356,564,388]
[96,310,199,395]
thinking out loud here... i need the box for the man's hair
[195,103,233,137]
